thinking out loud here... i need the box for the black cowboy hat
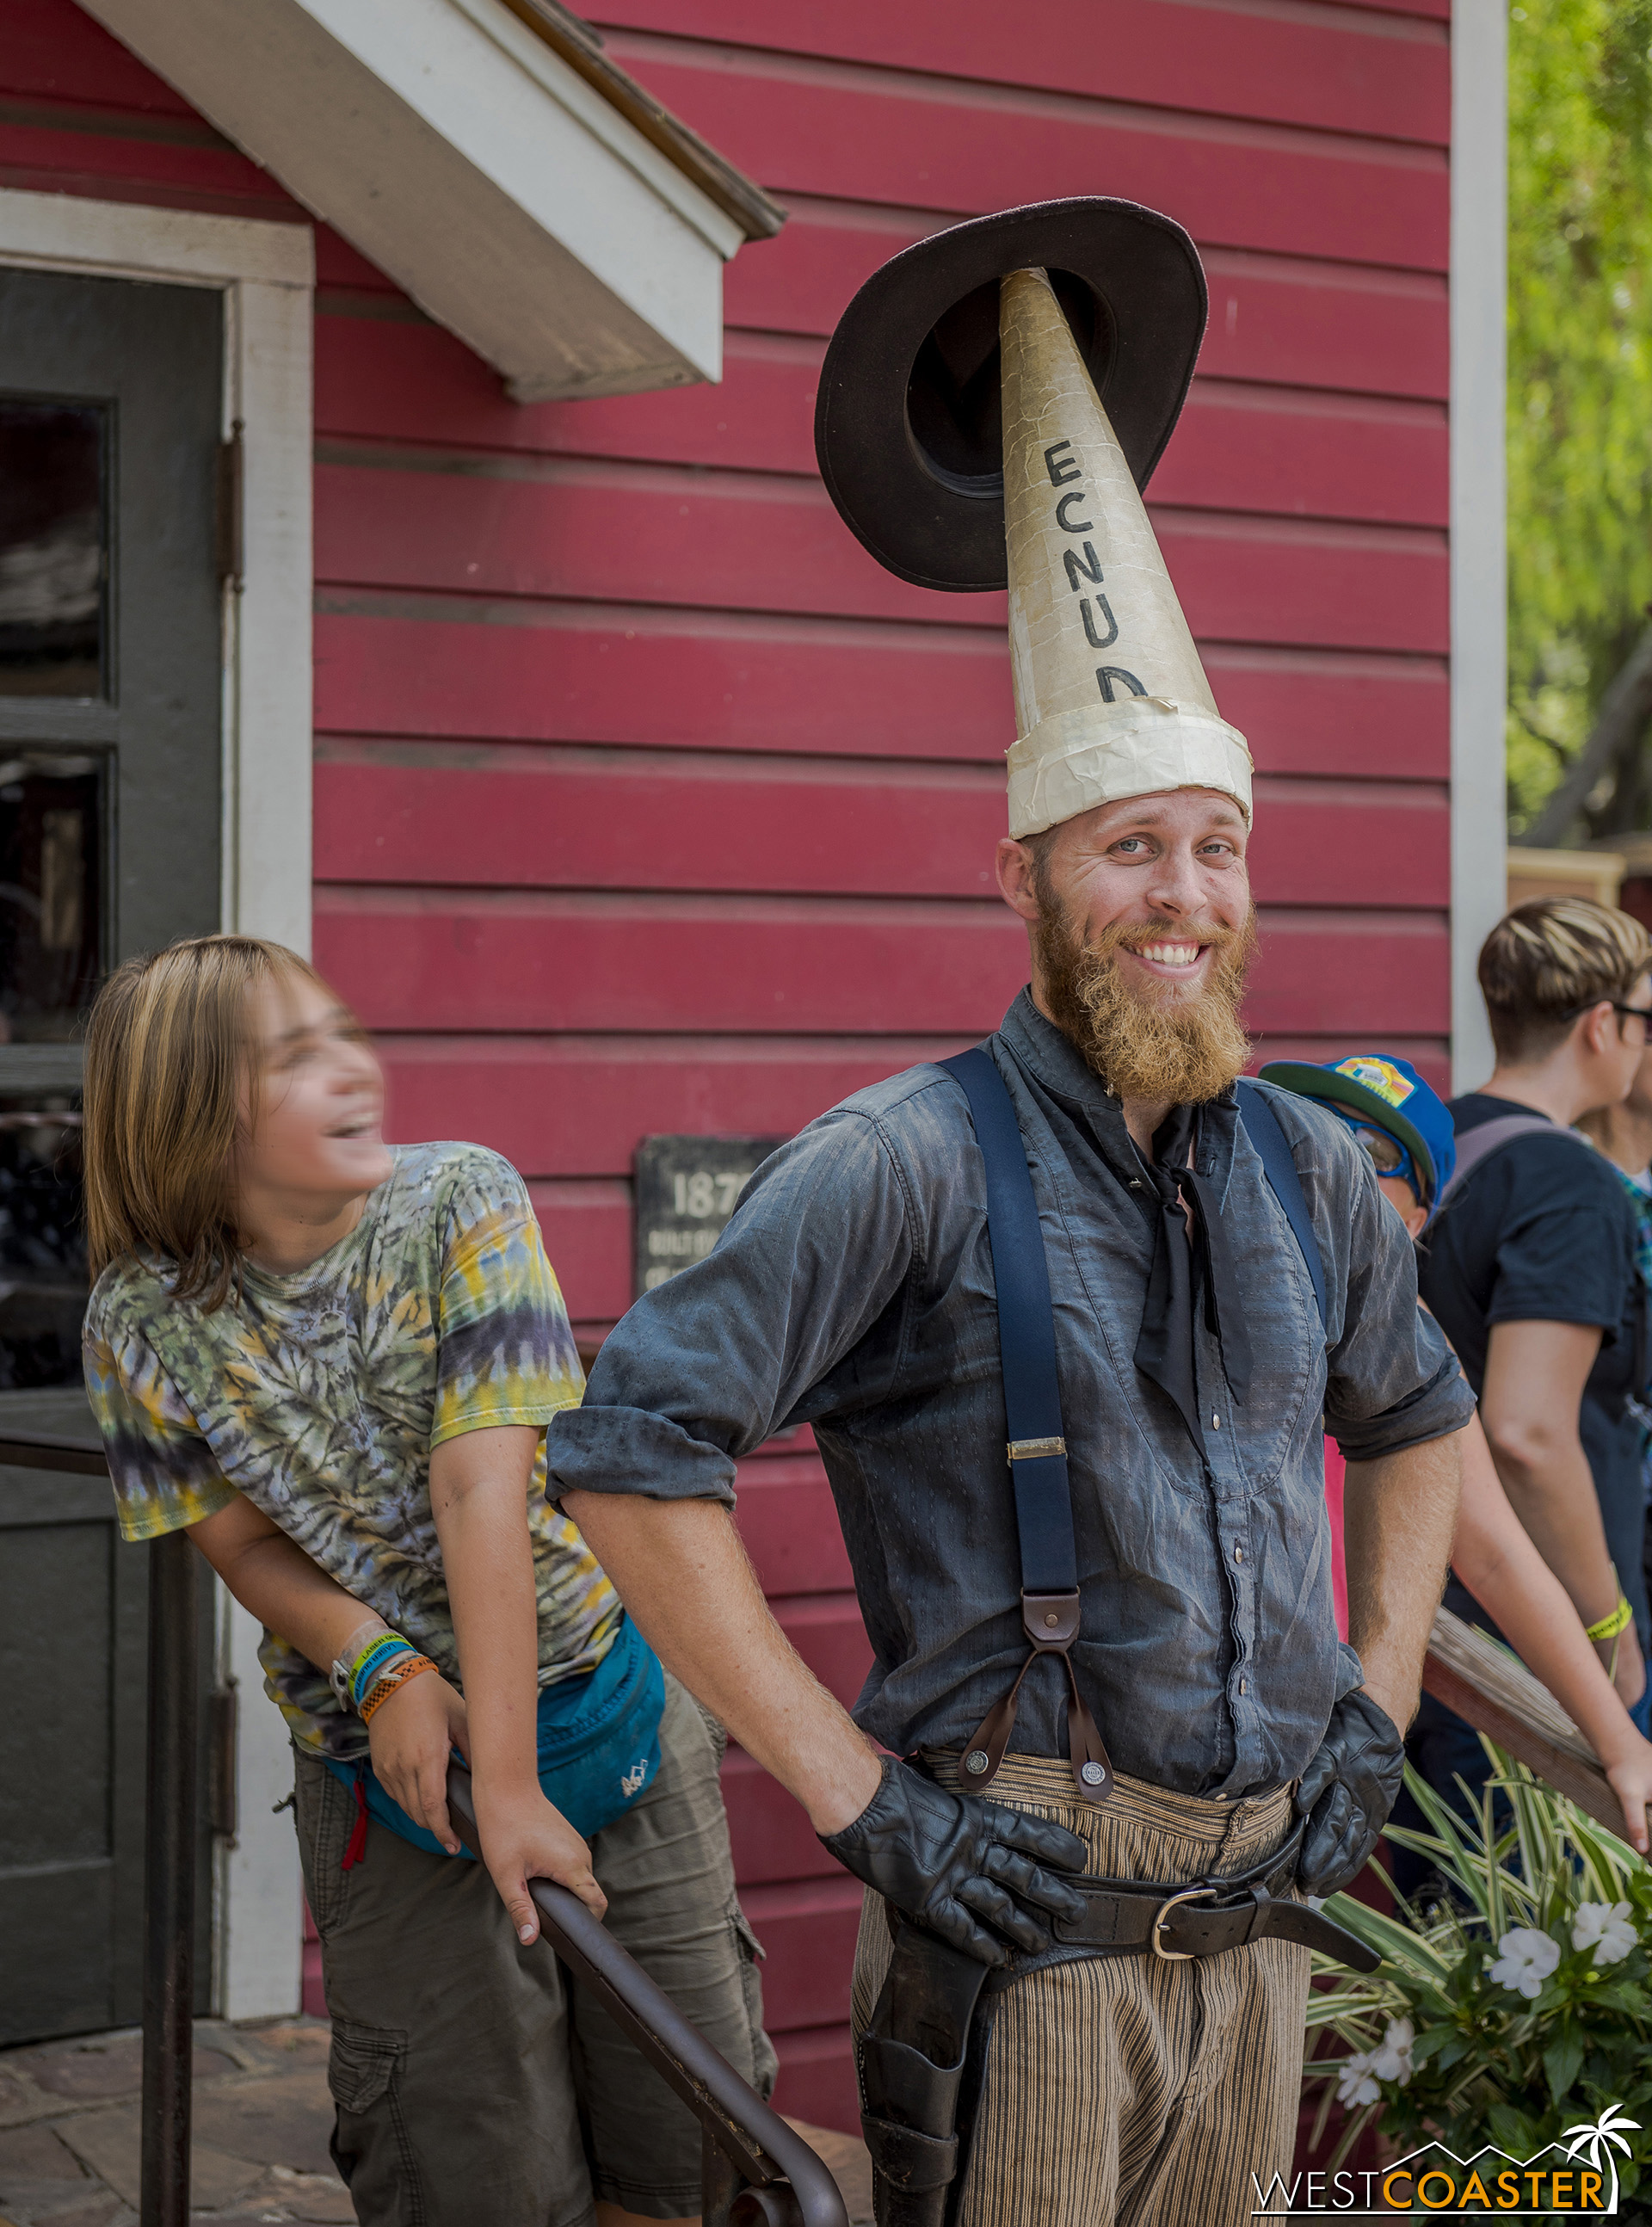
[815,197,1207,594]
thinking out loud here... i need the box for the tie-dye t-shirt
[83,1141,617,1761]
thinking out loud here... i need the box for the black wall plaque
[633,1134,786,1300]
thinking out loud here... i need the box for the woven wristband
[1587,1595,1634,1645]
[359,1656,436,1726]
[348,1635,415,1711]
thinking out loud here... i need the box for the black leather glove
[821,1757,1088,1967]
[1294,1687,1405,1898]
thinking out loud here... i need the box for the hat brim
[814,198,1207,593]
[1257,1064,1439,1206]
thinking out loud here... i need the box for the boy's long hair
[83,935,331,1309]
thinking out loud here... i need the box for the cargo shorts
[293,1674,776,2227]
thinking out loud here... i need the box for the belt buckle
[1150,1886,1217,1963]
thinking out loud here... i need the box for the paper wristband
[1586,1595,1634,1645]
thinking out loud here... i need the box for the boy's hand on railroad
[367,1671,471,1855]
[474,1782,607,1939]
[1599,1730,1652,1854]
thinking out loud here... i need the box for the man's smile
[1118,935,1215,984]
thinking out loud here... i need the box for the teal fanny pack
[324,1613,665,1860]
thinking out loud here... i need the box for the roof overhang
[77,0,783,399]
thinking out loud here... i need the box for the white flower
[1488,1927,1562,1999]
[1335,2019,1414,2107]
[1571,1901,1639,1967]
[1336,2051,1381,2108]
[1368,2017,1416,2086]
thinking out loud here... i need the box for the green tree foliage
[1507,0,1652,835]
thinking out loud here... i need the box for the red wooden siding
[9,0,1452,2132]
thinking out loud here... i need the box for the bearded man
[548,202,1471,2227]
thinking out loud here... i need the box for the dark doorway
[0,267,224,2043]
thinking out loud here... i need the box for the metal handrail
[0,1429,112,1475]
[447,1763,849,2227]
[0,1428,197,2227]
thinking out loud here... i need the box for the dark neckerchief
[1132,1101,1254,1455]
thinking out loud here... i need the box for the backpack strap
[1235,1078,1328,1339]
[1433,1111,1586,1211]
[939,1047,1113,1807]
[1438,1115,1648,1427]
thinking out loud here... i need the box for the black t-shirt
[1416,1093,1648,1639]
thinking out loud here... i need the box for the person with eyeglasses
[1413,898,1652,1759]
[1576,1026,1652,1348]
[1263,1050,1652,1868]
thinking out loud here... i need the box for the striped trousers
[852,1757,1311,2227]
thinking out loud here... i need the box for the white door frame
[0,184,314,2020]
[1449,0,1509,1092]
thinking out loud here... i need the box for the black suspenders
[940,1049,1113,1807]
[938,1051,1329,1811]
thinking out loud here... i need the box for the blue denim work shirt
[549,992,1474,1799]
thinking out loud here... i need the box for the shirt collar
[996,986,1119,1113]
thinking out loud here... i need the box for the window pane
[0,402,108,698]
[0,756,103,1389]
[0,1104,85,1390]
[0,755,103,1041]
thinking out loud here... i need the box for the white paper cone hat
[1000,266,1253,838]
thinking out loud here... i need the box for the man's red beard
[1031,898,1259,1106]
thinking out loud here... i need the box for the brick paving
[0,2020,872,2225]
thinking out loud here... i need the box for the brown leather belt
[1030,1823,1380,1974]
[858,1839,1379,2227]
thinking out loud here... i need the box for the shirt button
[1233,1545,1244,1563]
[1211,1414,1221,1430]
[1238,1677,1248,1694]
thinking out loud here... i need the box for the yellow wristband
[1587,1595,1634,1645]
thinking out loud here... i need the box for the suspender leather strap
[939,1048,1113,1808]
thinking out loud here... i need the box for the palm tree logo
[1562,2105,1639,2211]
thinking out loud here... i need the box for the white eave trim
[449,0,743,263]
[77,0,742,400]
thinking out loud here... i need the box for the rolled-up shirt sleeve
[1291,1101,1477,1461]
[547,1107,915,1506]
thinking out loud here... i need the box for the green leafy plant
[1303,1746,1652,2210]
